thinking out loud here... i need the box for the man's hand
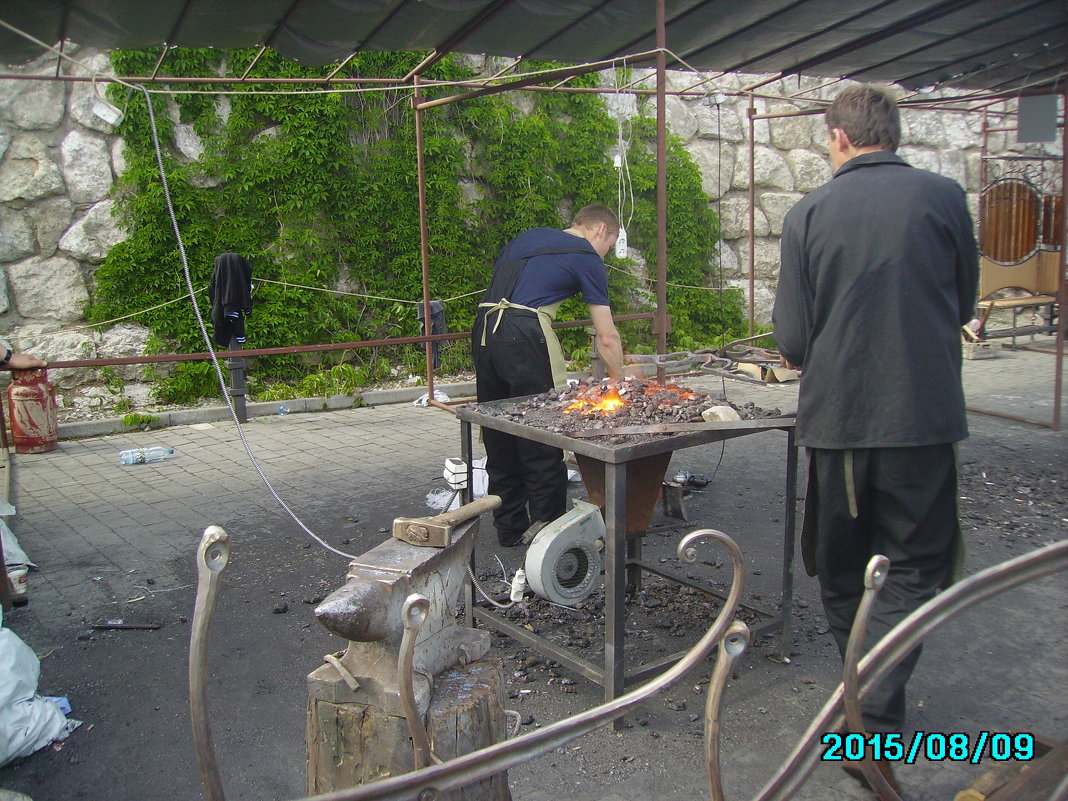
[780,355,800,371]
[7,352,47,370]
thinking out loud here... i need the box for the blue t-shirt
[506,228,611,308]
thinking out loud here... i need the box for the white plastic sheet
[0,608,80,766]
[1,518,35,569]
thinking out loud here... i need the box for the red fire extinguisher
[8,367,58,454]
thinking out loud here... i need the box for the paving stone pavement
[0,337,1064,801]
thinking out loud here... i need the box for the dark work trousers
[806,444,960,732]
[472,310,567,544]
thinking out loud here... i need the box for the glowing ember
[563,386,626,416]
[643,384,698,403]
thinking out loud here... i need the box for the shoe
[843,758,900,797]
[497,531,524,547]
[520,520,549,545]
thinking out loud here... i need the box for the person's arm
[950,187,980,325]
[772,209,812,370]
[588,304,624,381]
[0,347,46,371]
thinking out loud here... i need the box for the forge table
[456,402,798,706]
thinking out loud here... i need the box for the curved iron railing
[189,526,1068,801]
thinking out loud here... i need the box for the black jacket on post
[209,252,253,347]
[773,151,979,449]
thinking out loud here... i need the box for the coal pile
[467,378,782,440]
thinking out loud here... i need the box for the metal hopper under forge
[456,379,798,707]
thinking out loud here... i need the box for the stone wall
[0,50,1054,412]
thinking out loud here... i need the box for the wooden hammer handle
[430,494,501,527]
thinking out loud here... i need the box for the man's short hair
[571,204,620,235]
[826,85,901,151]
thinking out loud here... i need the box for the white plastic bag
[0,610,80,766]
[1,518,35,569]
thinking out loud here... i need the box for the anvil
[313,514,489,716]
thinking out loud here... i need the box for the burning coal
[467,378,779,441]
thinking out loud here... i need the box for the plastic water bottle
[118,446,174,465]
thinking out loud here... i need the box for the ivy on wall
[92,49,744,403]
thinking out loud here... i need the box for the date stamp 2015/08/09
[820,732,1035,765]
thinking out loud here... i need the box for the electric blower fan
[524,500,605,606]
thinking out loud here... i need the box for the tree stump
[307,656,512,800]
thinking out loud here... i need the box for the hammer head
[393,516,452,547]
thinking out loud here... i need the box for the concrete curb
[56,380,478,440]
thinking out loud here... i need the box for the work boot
[497,530,525,548]
[843,758,901,798]
[520,520,549,545]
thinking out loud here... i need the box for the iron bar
[414,52,660,111]
[190,527,230,801]
[747,93,756,335]
[413,75,436,400]
[655,0,669,382]
[42,314,654,371]
[706,624,750,801]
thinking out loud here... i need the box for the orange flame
[563,386,626,416]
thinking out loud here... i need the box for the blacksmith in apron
[472,205,625,547]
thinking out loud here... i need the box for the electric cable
[138,83,356,561]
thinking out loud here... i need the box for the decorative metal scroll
[188,528,1068,801]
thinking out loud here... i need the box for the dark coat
[772,151,979,449]
[209,253,253,347]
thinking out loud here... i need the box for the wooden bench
[976,250,1061,347]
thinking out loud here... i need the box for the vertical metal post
[413,75,436,401]
[655,0,669,383]
[605,460,627,718]
[226,339,247,423]
[1054,87,1065,431]
[747,93,756,337]
[780,427,798,654]
[460,420,475,624]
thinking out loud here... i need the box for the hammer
[392,494,501,547]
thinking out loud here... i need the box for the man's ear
[830,127,852,152]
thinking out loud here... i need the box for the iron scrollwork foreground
[189,527,1068,801]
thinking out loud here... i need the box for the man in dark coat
[773,85,978,789]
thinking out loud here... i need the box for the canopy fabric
[0,0,1063,94]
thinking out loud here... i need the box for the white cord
[139,84,356,561]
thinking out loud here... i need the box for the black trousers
[805,444,960,732]
[472,311,567,543]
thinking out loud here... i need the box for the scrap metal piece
[393,494,500,547]
[189,526,229,801]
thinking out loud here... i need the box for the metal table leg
[605,461,627,712]
[780,427,798,654]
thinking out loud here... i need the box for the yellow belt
[478,299,567,389]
